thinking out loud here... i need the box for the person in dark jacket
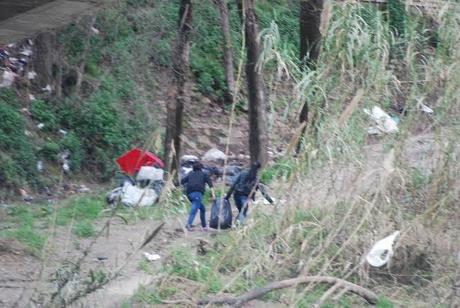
[181,161,215,231]
[225,161,273,223]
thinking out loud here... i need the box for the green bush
[0,90,37,186]
[73,220,95,237]
[30,100,58,131]
[39,142,60,161]
[55,196,104,226]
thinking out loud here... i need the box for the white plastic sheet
[121,182,157,207]
[136,166,164,181]
[364,106,398,134]
[366,231,400,267]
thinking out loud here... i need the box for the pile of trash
[179,148,243,186]
[106,148,165,208]
[0,40,35,88]
[106,147,251,208]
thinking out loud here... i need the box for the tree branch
[198,276,378,307]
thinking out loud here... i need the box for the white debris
[37,161,44,172]
[42,84,52,92]
[59,129,68,135]
[62,161,70,172]
[20,48,32,56]
[37,123,45,129]
[0,70,16,88]
[181,167,193,177]
[364,106,398,134]
[20,108,31,115]
[366,231,400,267]
[24,130,32,136]
[419,103,433,114]
[121,182,158,207]
[76,184,90,193]
[137,166,164,181]
[143,252,161,261]
[181,154,199,163]
[27,71,37,80]
[29,94,36,101]
[91,26,100,35]
[367,126,381,135]
[27,39,34,46]
[202,148,226,163]
[7,43,15,48]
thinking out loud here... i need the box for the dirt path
[0,206,222,307]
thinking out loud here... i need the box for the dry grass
[137,2,460,307]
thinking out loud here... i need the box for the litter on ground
[364,106,399,134]
[366,231,400,267]
[143,252,161,261]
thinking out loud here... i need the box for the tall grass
[140,2,460,306]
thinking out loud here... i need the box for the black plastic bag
[209,198,232,229]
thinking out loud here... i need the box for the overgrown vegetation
[132,1,459,307]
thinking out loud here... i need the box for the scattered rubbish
[20,108,31,116]
[91,26,100,35]
[27,39,33,46]
[19,189,33,202]
[116,148,164,176]
[24,130,32,136]
[364,106,398,134]
[37,161,44,172]
[106,187,123,207]
[42,84,52,92]
[29,94,36,101]
[27,71,37,80]
[0,70,15,88]
[62,161,70,172]
[7,43,15,48]
[96,256,108,261]
[19,48,32,56]
[59,129,68,135]
[419,103,433,114]
[143,252,161,261]
[367,127,381,135]
[209,198,232,229]
[76,184,90,193]
[59,151,71,173]
[121,182,158,207]
[366,231,400,267]
[37,123,45,129]
[202,148,226,163]
[137,166,164,182]
[107,149,165,208]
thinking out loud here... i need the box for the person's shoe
[186,224,193,231]
[201,226,209,232]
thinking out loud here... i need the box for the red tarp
[116,148,164,175]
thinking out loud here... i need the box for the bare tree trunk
[240,0,269,165]
[296,0,323,154]
[215,0,236,104]
[164,0,193,172]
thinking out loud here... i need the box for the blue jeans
[234,193,249,222]
[187,191,206,227]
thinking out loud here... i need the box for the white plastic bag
[366,231,400,267]
[364,106,398,134]
[121,182,157,207]
[136,166,164,181]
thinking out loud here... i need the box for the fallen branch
[198,276,378,307]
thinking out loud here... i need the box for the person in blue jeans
[225,161,273,223]
[181,162,215,231]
